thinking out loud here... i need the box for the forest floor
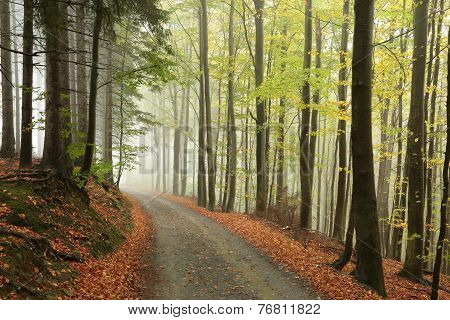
[161,193,450,300]
[0,159,152,299]
[130,190,316,299]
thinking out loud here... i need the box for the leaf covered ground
[164,194,450,300]
[72,195,152,299]
[0,159,150,299]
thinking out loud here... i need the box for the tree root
[0,226,83,262]
[0,169,54,182]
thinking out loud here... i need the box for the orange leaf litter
[71,195,152,299]
[164,194,449,300]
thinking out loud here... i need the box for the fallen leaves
[165,194,450,300]
[71,195,153,299]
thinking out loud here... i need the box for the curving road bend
[130,191,316,300]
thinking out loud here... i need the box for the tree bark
[351,0,387,297]
[19,0,34,168]
[59,0,73,170]
[171,85,181,195]
[197,7,207,207]
[103,46,113,182]
[298,0,313,230]
[200,0,216,211]
[332,0,350,241]
[276,25,288,206]
[402,0,428,280]
[81,0,104,181]
[76,3,88,164]
[431,27,449,299]
[253,0,267,215]
[41,0,69,177]
[425,0,444,268]
[0,0,15,157]
[12,2,20,154]
[225,0,237,212]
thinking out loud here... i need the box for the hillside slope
[0,160,145,299]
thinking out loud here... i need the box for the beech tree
[351,0,386,297]
[402,0,428,280]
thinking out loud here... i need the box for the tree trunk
[309,15,320,226]
[81,0,104,181]
[200,0,216,211]
[253,0,267,215]
[332,0,350,241]
[19,0,33,168]
[103,46,113,182]
[276,25,288,206]
[225,0,237,212]
[171,85,181,195]
[59,1,73,170]
[76,4,88,164]
[387,20,408,260]
[402,0,428,280]
[298,0,313,231]
[12,2,20,154]
[181,83,191,196]
[0,0,15,157]
[376,100,390,255]
[351,0,387,297]
[425,0,444,268]
[41,0,69,177]
[431,27,449,299]
[197,7,207,207]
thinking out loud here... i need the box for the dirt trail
[131,191,316,300]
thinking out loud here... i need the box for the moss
[0,176,132,299]
[88,227,125,259]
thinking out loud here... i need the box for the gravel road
[131,191,316,300]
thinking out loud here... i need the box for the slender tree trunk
[253,0,267,215]
[197,8,207,207]
[76,4,88,164]
[351,0,387,297]
[402,0,428,280]
[12,2,20,154]
[225,0,237,212]
[425,0,444,268]
[245,106,250,214]
[376,100,390,254]
[81,0,104,180]
[298,0,313,231]
[103,47,113,182]
[388,19,408,260]
[163,125,167,192]
[181,83,190,196]
[19,0,34,168]
[69,29,77,137]
[276,25,288,206]
[0,0,15,157]
[200,0,216,210]
[59,1,73,170]
[431,27,449,299]
[332,0,350,241]
[171,85,181,195]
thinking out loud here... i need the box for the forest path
[130,190,316,300]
